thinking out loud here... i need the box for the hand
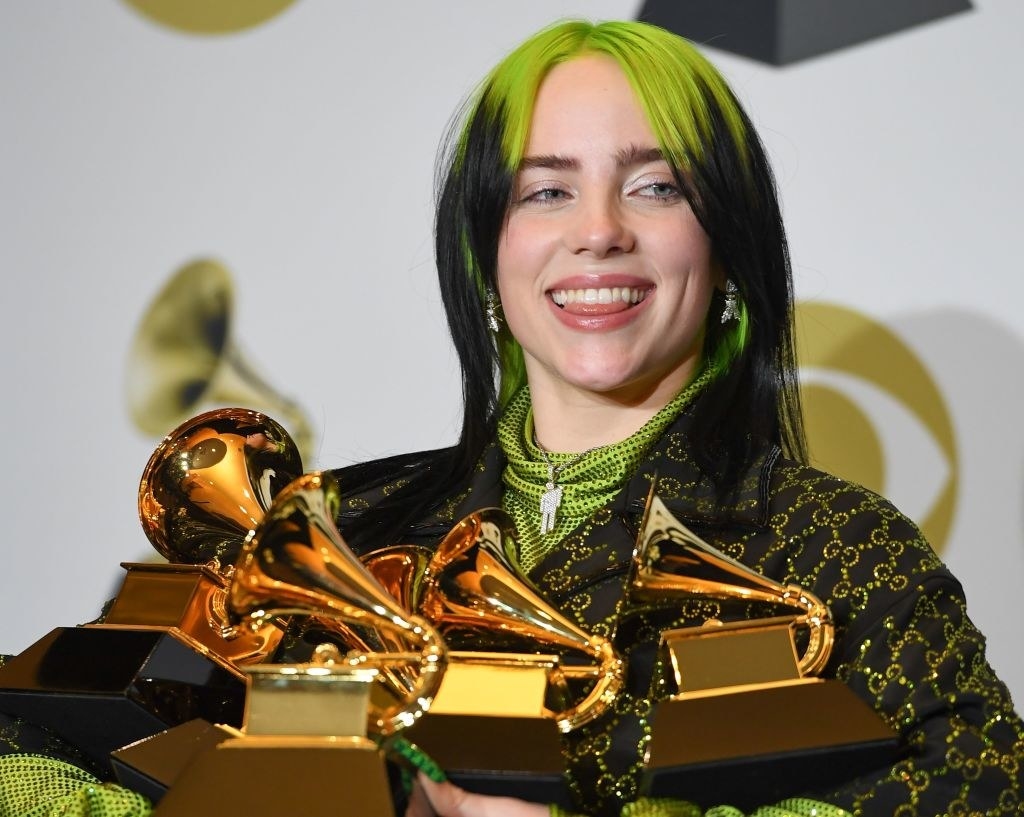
[406,773,551,817]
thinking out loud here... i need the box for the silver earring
[486,289,501,333]
[721,280,740,324]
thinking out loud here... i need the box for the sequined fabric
[0,655,153,816]
[335,409,1024,817]
[0,674,104,782]
[0,755,151,817]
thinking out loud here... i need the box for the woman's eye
[637,181,681,200]
[522,187,568,204]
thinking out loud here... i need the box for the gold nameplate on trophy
[242,662,378,737]
[101,561,283,671]
[104,563,227,627]
[663,617,803,695]
[427,651,555,717]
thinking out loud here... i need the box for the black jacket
[332,409,1024,817]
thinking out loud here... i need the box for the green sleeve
[820,576,1024,813]
[548,797,851,817]
[0,754,151,817]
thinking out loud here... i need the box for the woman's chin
[542,369,669,403]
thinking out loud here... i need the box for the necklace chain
[533,435,602,536]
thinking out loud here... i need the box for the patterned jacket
[332,409,1024,817]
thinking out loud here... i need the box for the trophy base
[104,562,284,665]
[406,714,572,809]
[642,679,901,809]
[111,719,236,804]
[149,734,394,816]
[0,627,245,774]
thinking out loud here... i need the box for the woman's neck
[527,381,677,453]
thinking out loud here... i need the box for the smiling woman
[1,16,1021,817]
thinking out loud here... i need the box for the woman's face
[496,55,718,407]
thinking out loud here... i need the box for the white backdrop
[2,1,1022,706]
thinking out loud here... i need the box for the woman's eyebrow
[518,146,665,172]
[615,144,664,167]
[518,154,577,171]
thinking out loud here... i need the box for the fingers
[406,773,551,817]
[405,775,467,817]
[405,775,437,817]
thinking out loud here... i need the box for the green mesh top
[499,369,712,573]
[0,755,150,817]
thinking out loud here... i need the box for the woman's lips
[548,285,650,314]
[547,284,653,329]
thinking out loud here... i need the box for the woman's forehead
[524,55,657,157]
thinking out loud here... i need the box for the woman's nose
[566,196,635,257]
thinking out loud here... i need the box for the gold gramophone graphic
[121,471,447,817]
[0,407,300,774]
[125,258,314,461]
[361,508,623,804]
[628,488,899,806]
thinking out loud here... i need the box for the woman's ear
[711,258,728,292]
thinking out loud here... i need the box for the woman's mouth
[549,286,649,311]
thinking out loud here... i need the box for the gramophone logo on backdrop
[125,259,315,462]
[122,0,297,34]
[796,303,957,553]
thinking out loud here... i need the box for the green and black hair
[340,19,805,551]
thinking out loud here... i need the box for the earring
[720,280,740,324]
[485,289,501,333]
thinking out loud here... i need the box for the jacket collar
[414,410,778,535]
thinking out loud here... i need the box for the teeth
[550,287,647,307]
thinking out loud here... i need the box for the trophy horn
[229,471,447,736]
[125,258,314,461]
[365,509,624,733]
[121,407,302,666]
[138,407,302,566]
[630,490,834,678]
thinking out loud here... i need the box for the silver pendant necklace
[533,436,599,536]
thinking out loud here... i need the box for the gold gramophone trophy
[0,408,297,773]
[116,471,447,817]
[361,508,623,806]
[629,489,899,808]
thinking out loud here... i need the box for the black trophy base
[406,714,572,809]
[111,719,236,804]
[642,680,902,810]
[0,627,245,775]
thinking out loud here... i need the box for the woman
[0,18,1019,817]
[331,18,1024,817]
